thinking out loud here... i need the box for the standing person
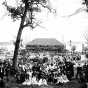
[0,62,4,79]
[65,61,74,81]
[0,78,5,88]
[83,62,88,82]
[76,63,83,81]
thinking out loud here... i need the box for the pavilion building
[26,38,65,54]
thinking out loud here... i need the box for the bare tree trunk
[12,24,23,68]
[12,3,28,68]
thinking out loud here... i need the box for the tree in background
[71,45,76,53]
[3,0,55,68]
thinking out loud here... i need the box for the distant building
[66,41,83,52]
[0,42,14,51]
[26,38,64,53]
[0,42,14,60]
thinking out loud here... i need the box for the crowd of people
[0,52,88,86]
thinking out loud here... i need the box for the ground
[5,79,87,88]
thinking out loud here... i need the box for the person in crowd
[76,63,83,80]
[0,62,4,79]
[65,61,74,81]
[83,62,88,82]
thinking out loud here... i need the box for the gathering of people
[0,52,88,87]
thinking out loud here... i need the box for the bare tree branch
[39,2,56,14]
[62,7,86,18]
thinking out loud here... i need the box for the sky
[0,0,88,45]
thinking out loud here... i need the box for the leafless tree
[2,0,55,68]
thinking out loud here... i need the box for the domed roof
[27,38,64,46]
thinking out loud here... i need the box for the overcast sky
[0,0,88,44]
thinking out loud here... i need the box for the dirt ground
[7,80,87,88]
